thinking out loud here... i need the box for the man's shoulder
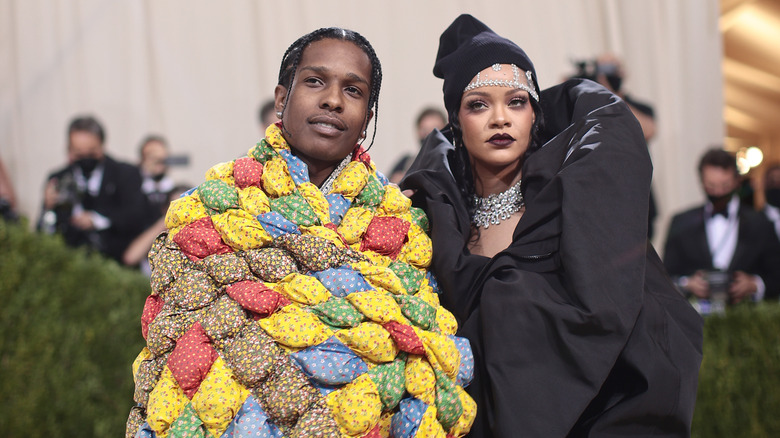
[47,164,72,180]
[103,155,141,176]
[670,206,704,224]
[739,205,775,228]
[667,206,705,240]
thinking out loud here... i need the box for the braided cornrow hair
[448,97,545,221]
[278,27,382,154]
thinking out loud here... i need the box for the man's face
[701,165,739,198]
[141,140,169,177]
[274,38,372,174]
[67,131,104,163]
[416,114,446,142]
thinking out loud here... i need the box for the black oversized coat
[402,79,703,437]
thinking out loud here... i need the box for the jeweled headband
[463,63,539,102]
[434,15,540,120]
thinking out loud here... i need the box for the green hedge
[692,302,780,437]
[0,220,148,437]
[2,219,780,437]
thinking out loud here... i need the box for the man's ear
[363,109,374,132]
[274,84,288,116]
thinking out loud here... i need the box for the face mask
[75,157,100,178]
[766,188,780,208]
[707,192,733,207]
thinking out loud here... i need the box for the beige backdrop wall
[0,0,723,250]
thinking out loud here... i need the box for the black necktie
[712,209,728,219]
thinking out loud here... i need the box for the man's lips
[308,114,346,133]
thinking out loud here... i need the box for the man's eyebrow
[299,65,369,86]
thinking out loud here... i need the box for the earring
[361,130,367,139]
[276,111,283,119]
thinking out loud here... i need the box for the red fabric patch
[362,425,383,438]
[141,294,165,340]
[383,321,425,355]
[173,216,231,261]
[225,280,291,318]
[352,145,372,167]
[233,156,264,189]
[360,216,410,259]
[166,322,217,399]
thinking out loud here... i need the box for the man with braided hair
[126,27,476,438]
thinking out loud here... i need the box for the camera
[570,58,623,93]
[703,270,731,294]
[703,270,732,313]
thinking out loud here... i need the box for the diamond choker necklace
[471,179,524,229]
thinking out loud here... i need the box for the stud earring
[276,111,283,119]
[361,130,367,139]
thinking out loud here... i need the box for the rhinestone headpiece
[463,64,539,102]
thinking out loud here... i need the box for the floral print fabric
[126,124,475,438]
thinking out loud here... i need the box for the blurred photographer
[37,115,148,262]
[570,54,656,142]
[762,163,780,239]
[663,148,780,313]
[0,157,18,222]
[137,135,175,226]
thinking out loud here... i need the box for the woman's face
[458,64,535,177]
[274,38,373,172]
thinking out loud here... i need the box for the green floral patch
[389,261,425,294]
[434,368,463,431]
[409,206,430,232]
[393,294,436,330]
[269,192,320,227]
[354,175,384,208]
[249,139,277,164]
[367,352,406,411]
[167,402,207,437]
[198,179,239,214]
[310,297,364,328]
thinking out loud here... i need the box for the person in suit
[387,106,447,184]
[38,115,148,262]
[137,134,175,226]
[762,163,780,239]
[663,148,780,311]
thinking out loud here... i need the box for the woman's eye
[467,100,487,110]
[509,97,528,107]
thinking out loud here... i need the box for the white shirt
[765,204,780,241]
[72,164,111,231]
[704,195,765,300]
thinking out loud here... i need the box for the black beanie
[433,14,538,122]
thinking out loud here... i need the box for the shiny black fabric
[402,79,703,437]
